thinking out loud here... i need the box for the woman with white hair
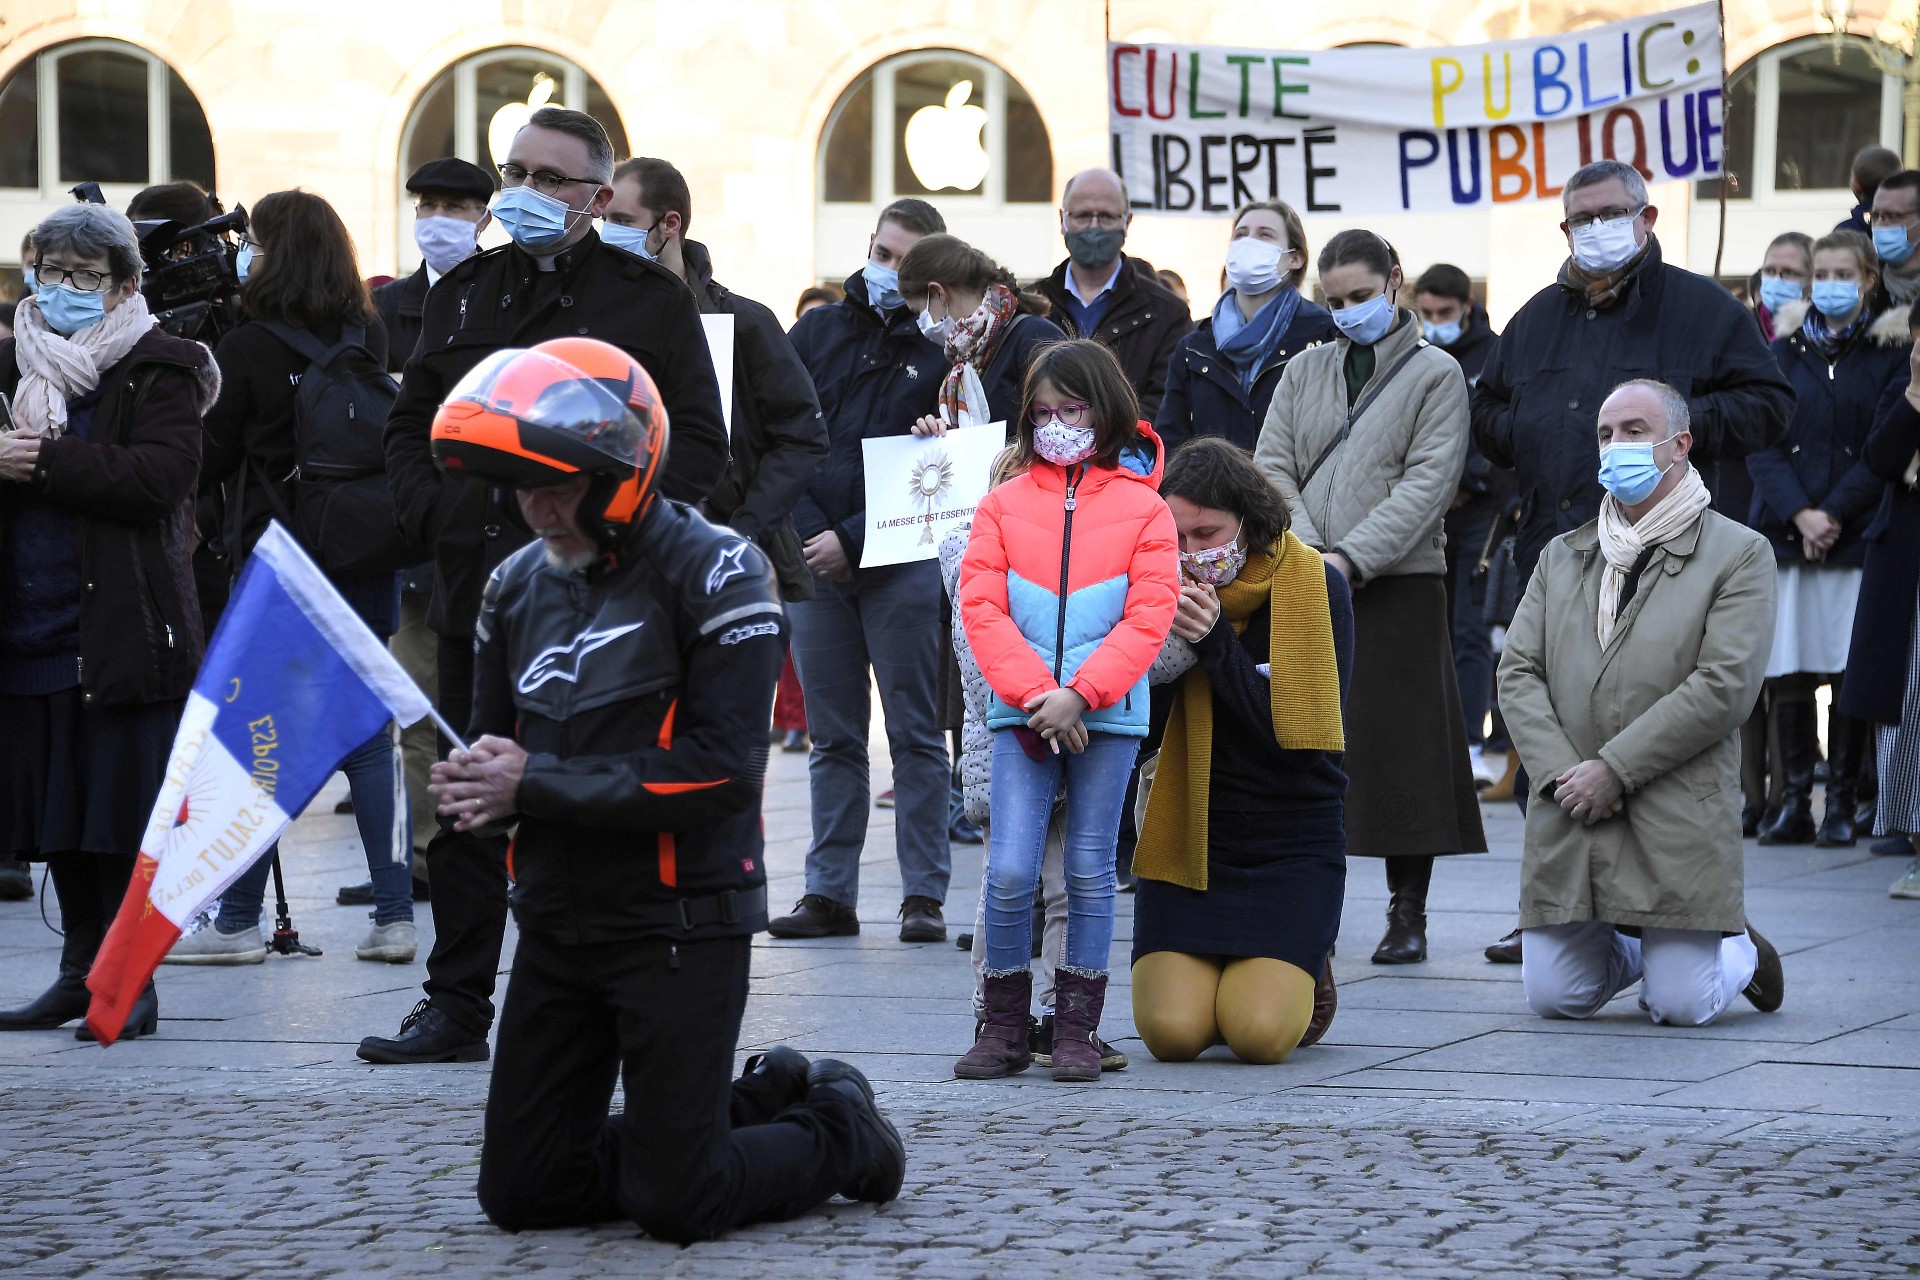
[0,202,218,1040]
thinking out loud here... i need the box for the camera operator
[427,339,902,1241]
[362,105,728,1065]
[162,189,417,967]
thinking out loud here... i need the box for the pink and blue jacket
[958,425,1180,737]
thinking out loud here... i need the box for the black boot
[1817,710,1867,847]
[1372,856,1431,964]
[0,971,91,1030]
[1758,690,1817,846]
[76,981,157,1041]
[0,857,32,901]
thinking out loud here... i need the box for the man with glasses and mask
[1030,168,1191,419]
[1468,157,1790,965]
[1870,169,1920,306]
[372,158,496,374]
[365,105,728,1066]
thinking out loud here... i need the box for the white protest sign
[700,313,735,433]
[1108,3,1722,215]
[860,423,1006,568]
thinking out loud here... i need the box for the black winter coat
[0,329,215,705]
[370,267,427,374]
[681,240,827,602]
[1838,378,1920,726]
[787,271,948,564]
[1031,255,1193,420]
[1153,296,1337,456]
[1747,301,1911,568]
[474,499,783,943]
[382,231,730,638]
[1470,237,1794,577]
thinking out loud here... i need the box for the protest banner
[1108,3,1722,216]
[84,523,438,1046]
[860,423,1006,568]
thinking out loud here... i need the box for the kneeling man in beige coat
[1498,379,1785,1025]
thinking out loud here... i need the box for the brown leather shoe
[898,896,946,943]
[768,894,860,939]
[1742,923,1784,1013]
[1298,958,1337,1047]
[1484,929,1523,964]
[1482,751,1520,802]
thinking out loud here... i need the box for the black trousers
[420,633,512,1033]
[476,930,854,1243]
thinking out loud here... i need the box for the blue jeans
[983,729,1138,974]
[218,730,413,929]
[788,560,951,906]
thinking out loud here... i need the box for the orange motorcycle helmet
[430,337,670,547]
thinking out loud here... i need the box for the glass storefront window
[0,40,212,193]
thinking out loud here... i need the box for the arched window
[814,51,1054,283]
[396,48,629,269]
[820,51,1052,206]
[0,39,214,195]
[1700,36,1904,201]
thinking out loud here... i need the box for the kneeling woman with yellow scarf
[1133,438,1353,1063]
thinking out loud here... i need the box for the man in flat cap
[373,157,496,373]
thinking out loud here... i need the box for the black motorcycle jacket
[470,499,785,944]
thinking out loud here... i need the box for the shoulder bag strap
[1299,338,1429,493]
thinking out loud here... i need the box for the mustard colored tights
[1131,951,1317,1064]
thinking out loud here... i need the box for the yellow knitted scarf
[1133,532,1344,891]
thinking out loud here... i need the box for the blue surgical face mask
[21,268,35,296]
[1757,275,1802,314]
[1874,223,1916,267]
[1421,317,1463,346]
[1810,279,1862,320]
[863,259,903,311]
[600,220,658,261]
[235,242,257,283]
[1598,432,1680,505]
[1331,292,1396,346]
[36,282,107,336]
[489,184,578,252]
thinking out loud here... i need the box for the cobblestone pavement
[2,747,1917,1277]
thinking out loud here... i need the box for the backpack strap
[257,321,331,364]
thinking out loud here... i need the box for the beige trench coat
[1496,509,1776,934]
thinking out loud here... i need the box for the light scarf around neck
[938,283,1018,428]
[1133,532,1344,892]
[1595,463,1711,648]
[11,290,158,437]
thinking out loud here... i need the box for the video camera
[71,181,248,344]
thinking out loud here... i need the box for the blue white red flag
[85,523,433,1045]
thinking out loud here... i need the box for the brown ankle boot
[1050,970,1109,1083]
[955,970,1033,1079]
[1298,958,1337,1048]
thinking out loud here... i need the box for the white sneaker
[356,918,417,963]
[162,918,266,965]
[1469,744,1496,789]
[1891,859,1920,900]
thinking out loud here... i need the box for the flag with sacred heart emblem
[84,523,439,1045]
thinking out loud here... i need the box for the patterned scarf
[1595,464,1711,649]
[1557,237,1654,311]
[1801,303,1872,361]
[938,283,1018,428]
[1210,286,1302,397]
[11,290,157,437]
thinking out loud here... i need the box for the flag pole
[428,707,470,754]
[1713,0,1730,283]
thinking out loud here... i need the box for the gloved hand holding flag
[85,523,445,1046]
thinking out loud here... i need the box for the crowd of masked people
[3,97,1919,1238]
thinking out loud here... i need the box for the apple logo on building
[489,72,560,168]
[903,80,989,192]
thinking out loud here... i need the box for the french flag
[84,523,434,1046]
